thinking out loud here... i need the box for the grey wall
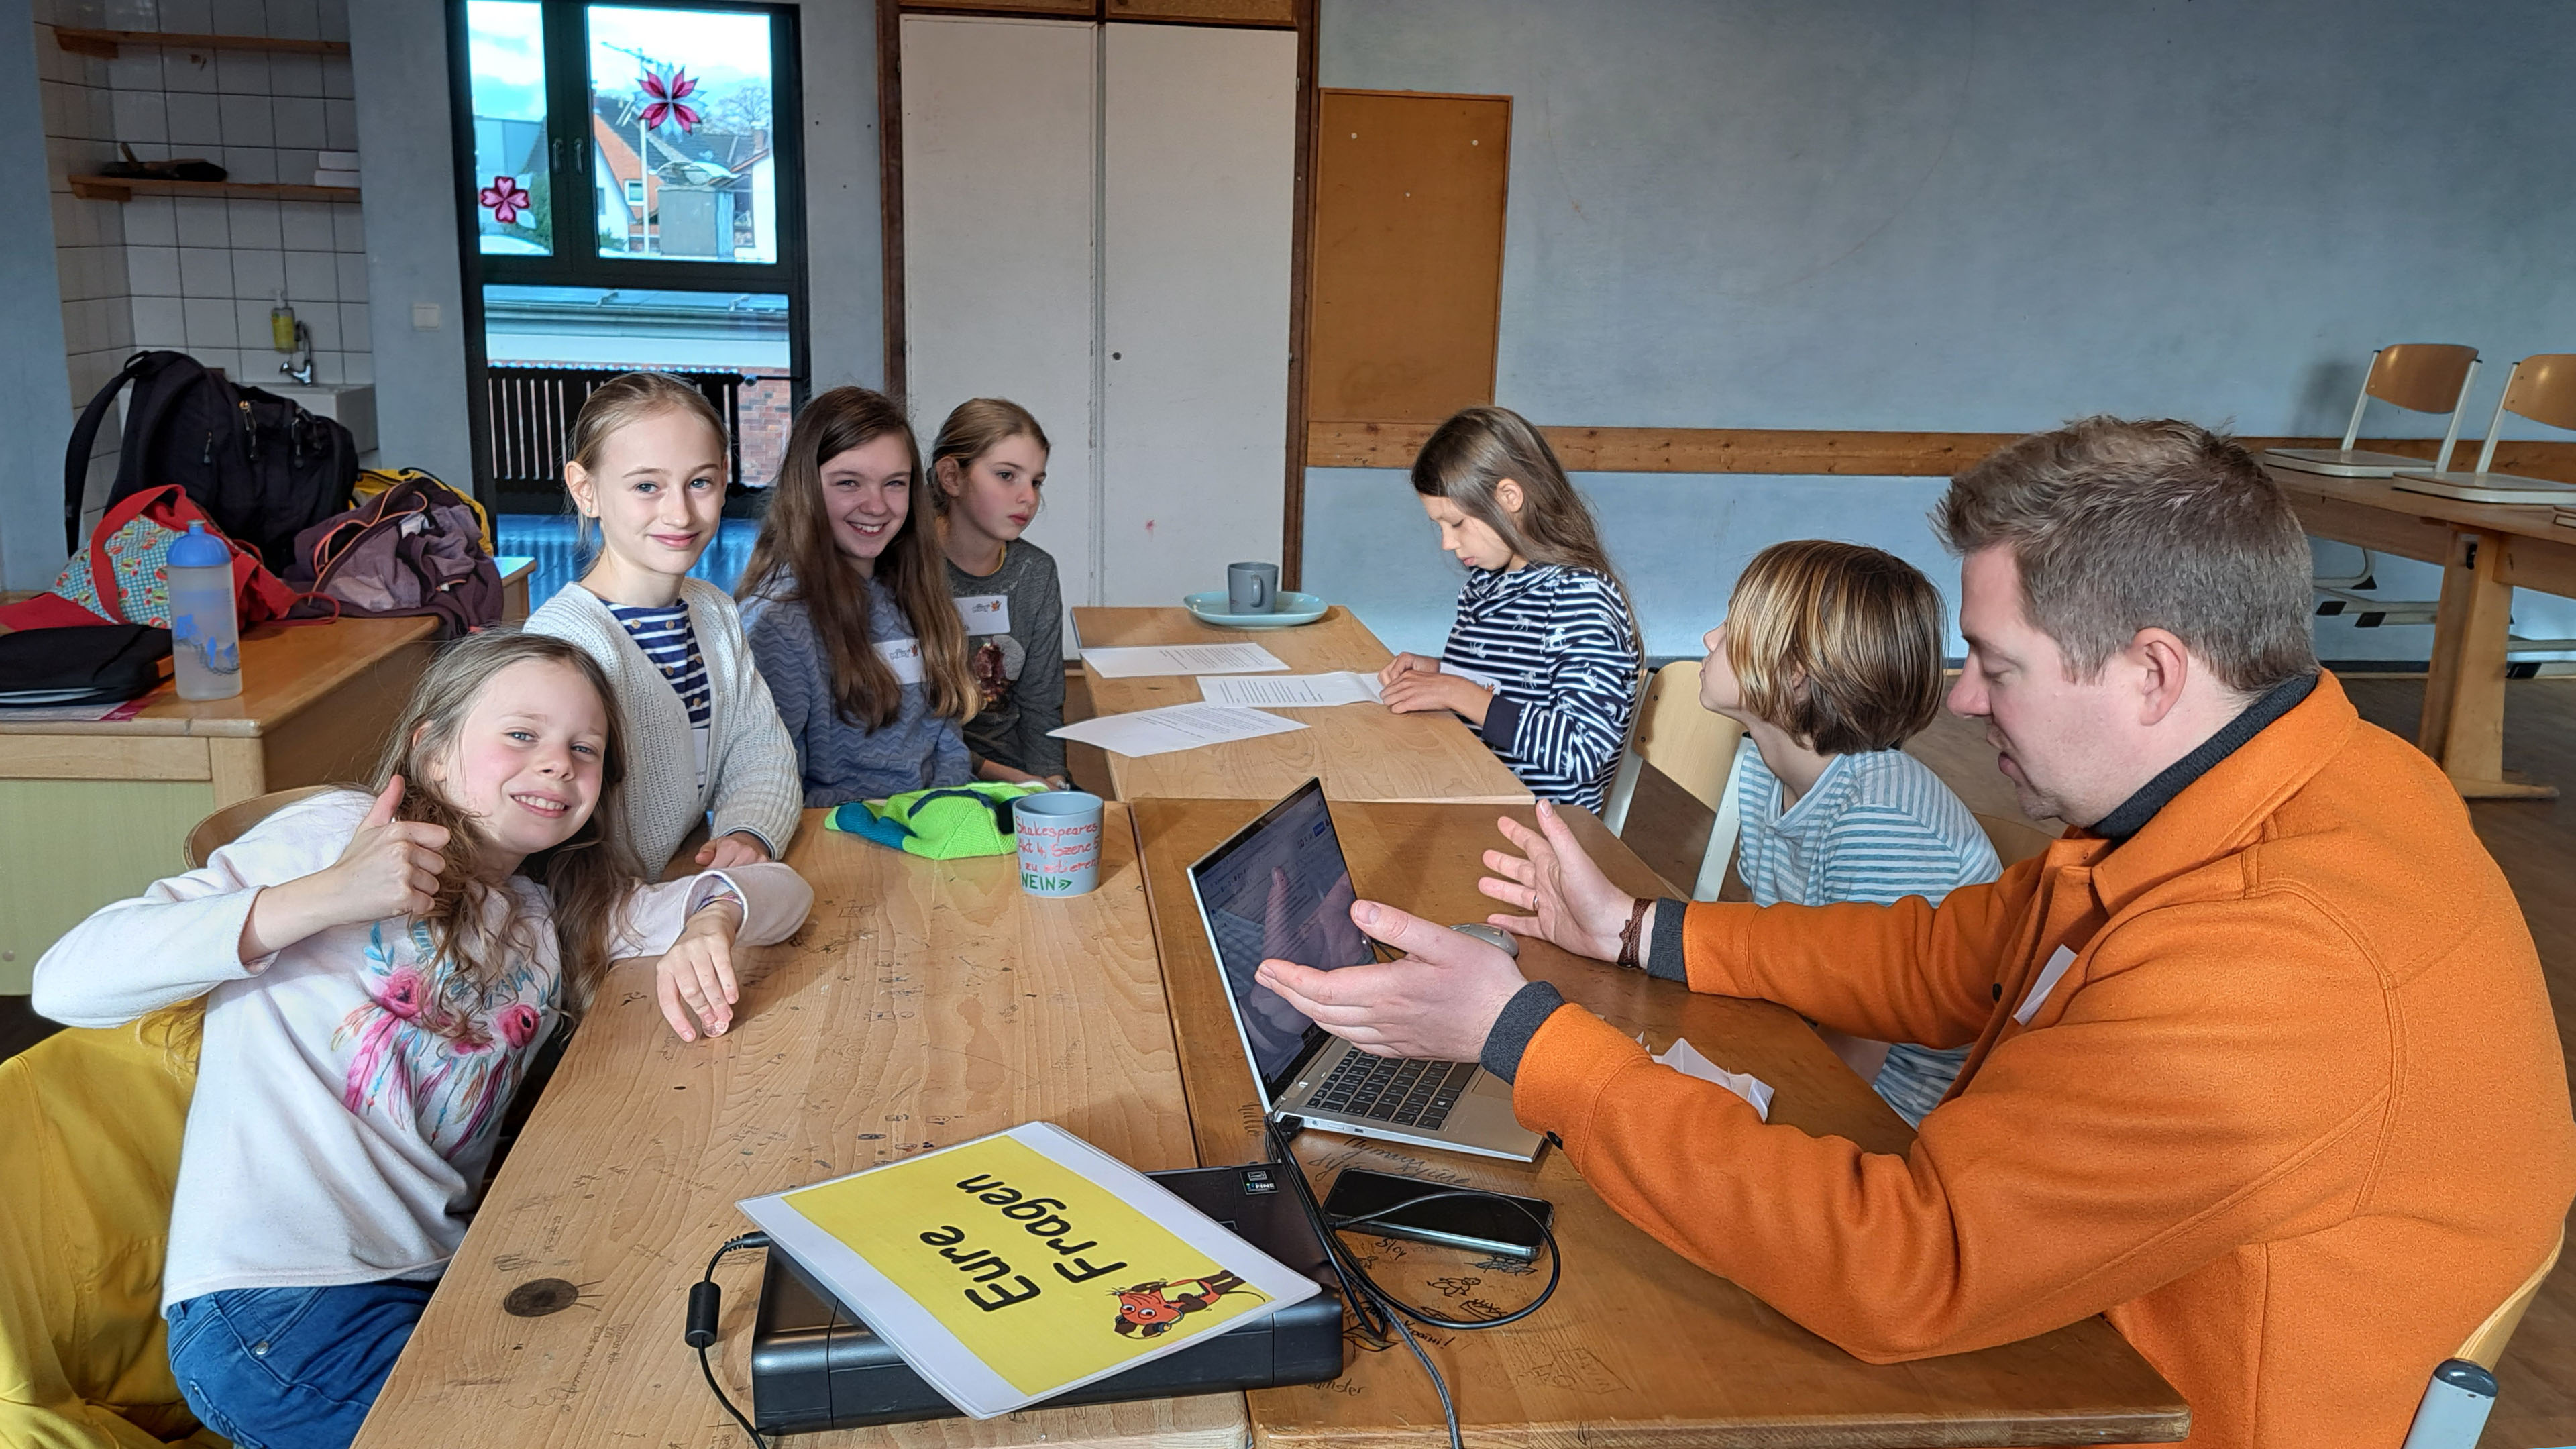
[1305,0,2576,661]
[2,0,76,588]
[345,0,882,494]
[348,0,471,489]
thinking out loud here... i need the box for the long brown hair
[929,397,1049,516]
[368,631,645,1013]
[737,386,978,726]
[1411,405,1640,659]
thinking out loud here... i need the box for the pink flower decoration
[478,174,532,225]
[638,68,700,134]
[496,1002,541,1049]
[374,966,426,1021]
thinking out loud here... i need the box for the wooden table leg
[2420,529,2557,800]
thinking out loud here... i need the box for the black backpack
[65,350,360,574]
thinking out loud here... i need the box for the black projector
[749,1163,1347,1433]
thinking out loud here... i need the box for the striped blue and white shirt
[608,602,713,789]
[1733,739,2001,1125]
[1440,563,1641,812]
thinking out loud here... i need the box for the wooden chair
[2267,343,2481,478]
[1974,811,2058,868]
[2400,1226,2564,1448]
[184,784,332,869]
[1599,661,1749,901]
[2396,354,2576,504]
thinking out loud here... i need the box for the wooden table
[2269,463,2576,798]
[1072,606,1532,805]
[497,554,536,621]
[353,806,1247,1449]
[1130,797,2191,1448]
[0,614,436,991]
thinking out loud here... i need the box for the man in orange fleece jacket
[1258,418,2576,1449]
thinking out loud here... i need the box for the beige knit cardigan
[525,578,804,879]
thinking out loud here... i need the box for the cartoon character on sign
[1109,1271,1253,1337]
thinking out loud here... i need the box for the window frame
[447,0,810,514]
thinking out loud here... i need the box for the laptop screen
[1187,780,1375,1106]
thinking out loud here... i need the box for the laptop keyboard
[1307,1056,1479,1130]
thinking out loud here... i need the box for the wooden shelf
[68,174,359,203]
[52,27,350,59]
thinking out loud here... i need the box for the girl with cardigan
[32,631,814,1449]
[525,372,803,879]
[738,387,981,804]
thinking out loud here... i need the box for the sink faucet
[279,318,314,386]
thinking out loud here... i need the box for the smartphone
[1320,1168,1552,1262]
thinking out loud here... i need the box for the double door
[901,15,1297,620]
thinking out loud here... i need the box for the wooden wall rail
[1309,419,2576,480]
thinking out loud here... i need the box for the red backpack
[0,484,295,632]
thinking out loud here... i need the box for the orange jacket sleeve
[1513,887,2394,1360]
[1672,856,2041,1050]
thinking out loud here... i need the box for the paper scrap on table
[1197,671,1384,708]
[1082,643,1288,678]
[1050,702,1307,758]
[1647,1035,1774,1120]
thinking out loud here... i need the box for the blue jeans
[166,1279,435,1449]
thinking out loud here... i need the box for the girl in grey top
[932,398,1067,783]
[737,388,981,805]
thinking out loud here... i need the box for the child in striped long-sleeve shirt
[1379,407,1642,811]
[1700,539,2001,1124]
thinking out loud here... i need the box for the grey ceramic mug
[1228,561,1280,614]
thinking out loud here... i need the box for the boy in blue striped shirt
[1701,539,2001,1124]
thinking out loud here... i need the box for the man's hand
[694,832,771,870]
[1255,900,1530,1062]
[656,898,745,1042]
[1477,801,1643,963]
[1379,667,1492,724]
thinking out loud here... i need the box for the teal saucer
[1182,590,1330,629]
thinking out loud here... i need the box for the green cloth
[825,782,1052,859]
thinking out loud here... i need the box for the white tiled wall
[35,0,370,526]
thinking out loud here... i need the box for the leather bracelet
[1615,896,1651,968]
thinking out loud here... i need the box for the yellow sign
[784,1134,1273,1394]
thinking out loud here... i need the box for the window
[453,0,806,529]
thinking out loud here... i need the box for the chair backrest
[2500,354,2576,434]
[185,784,332,869]
[2365,343,2481,413]
[1974,812,2058,868]
[1627,661,1746,815]
[2457,1226,2563,1371]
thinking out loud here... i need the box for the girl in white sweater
[32,631,814,1449]
[527,372,803,878]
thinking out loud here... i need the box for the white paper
[1082,643,1288,678]
[2013,945,2079,1026]
[1197,671,1384,708]
[955,594,1011,635]
[1650,1036,1774,1120]
[1049,702,1307,757]
[0,696,148,722]
[875,636,926,685]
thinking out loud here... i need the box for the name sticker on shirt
[2012,945,2079,1026]
[955,594,1010,635]
[876,637,926,685]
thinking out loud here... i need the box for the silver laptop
[1185,780,1544,1163]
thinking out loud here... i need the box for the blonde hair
[930,398,1049,515]
[1411,406,1640,661]
[368,630,645,1013]
[1724,539,1947,755]
[738,387,980,727]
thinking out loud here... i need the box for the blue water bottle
[167,521,242,700]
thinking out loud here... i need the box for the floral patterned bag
[21,484,296,630]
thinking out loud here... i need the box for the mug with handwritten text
[1015,790,1105,897]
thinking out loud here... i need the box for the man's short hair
[1934,417,2319,693]
[1726,539,1947,755]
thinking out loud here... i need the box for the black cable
[1266,1118,1563,1449]
[686,1231,773,1449]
